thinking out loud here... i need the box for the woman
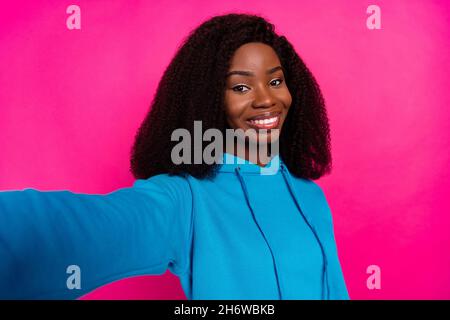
[0,13,349,300]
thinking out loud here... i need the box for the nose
[252,85,276,109]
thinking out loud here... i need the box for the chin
[241,127,281,146]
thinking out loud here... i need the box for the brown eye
[270,79,283,86]
[232,85,250,93]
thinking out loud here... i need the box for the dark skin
[224,42,293,167]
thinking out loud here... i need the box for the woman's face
[224,42,292,144]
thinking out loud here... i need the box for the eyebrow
[226,66,284,78]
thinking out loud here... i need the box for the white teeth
[249,116,278,125]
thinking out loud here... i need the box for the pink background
[0,0,449,299]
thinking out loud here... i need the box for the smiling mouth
[246,112,281,130]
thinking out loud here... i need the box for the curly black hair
[130,13,332,180]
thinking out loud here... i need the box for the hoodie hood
[217,152,330,299]
[218,152,281,173]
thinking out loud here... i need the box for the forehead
[228,42,281,69]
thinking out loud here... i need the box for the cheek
[224,93,245,123]
[281,88,293,109]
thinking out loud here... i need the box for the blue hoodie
[0,153,349,299]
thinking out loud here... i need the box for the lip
[246,111,282,121]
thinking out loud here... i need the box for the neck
[225,140,276,167]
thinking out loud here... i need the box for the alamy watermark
[366,264,381,290]
[66,264,81,290]
[66,5,81,30]
[171,121,280,175]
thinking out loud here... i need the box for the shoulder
[290,176,327,201]
[132,174,193,203]
[289,176,334,225]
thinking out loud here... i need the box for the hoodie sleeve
[0,174,193,299]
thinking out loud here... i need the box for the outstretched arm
[0,174,193,299]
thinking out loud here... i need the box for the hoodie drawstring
[280,165,330,300]
[234,165,330,300]
[234,167,284,300]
